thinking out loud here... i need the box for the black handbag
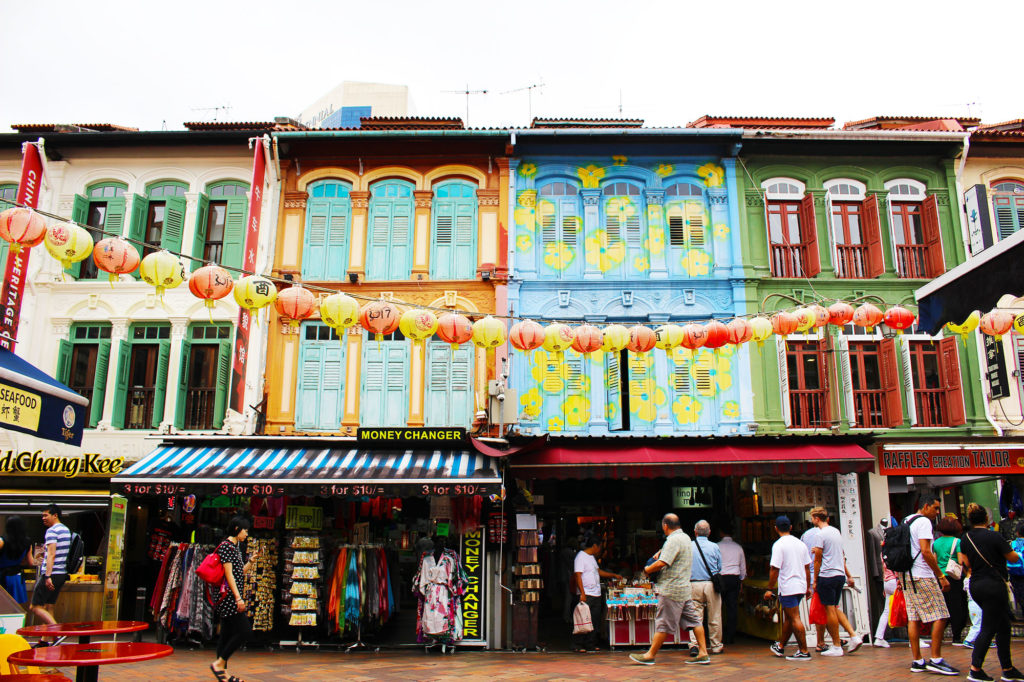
[695,537,722,593]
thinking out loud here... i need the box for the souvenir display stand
[606,585,687,648]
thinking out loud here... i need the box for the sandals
[210,665,227,681]
[228,677,245,682]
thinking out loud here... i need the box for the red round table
[18,621,149,644]
[1,675,72,682]
[7,641,172,682]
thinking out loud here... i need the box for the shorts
[654,596,702,636]
[903,576,949,623]
[31,574,67,606]
[779,594,804,609]
[816,575,846,606]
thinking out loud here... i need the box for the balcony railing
[853,389,886,428]
[914,389,949,427]
[771,244,807,278]
[835,244,868,279]
[896,244,928,278]
[789,389,828,428]
[126,388,155,429]
[184,388,216,430]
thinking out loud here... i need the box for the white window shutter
[777,336,791,427]
[900,339,918,426]
[836,336,856,427]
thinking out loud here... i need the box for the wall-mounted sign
[671,485,713,508]
[285,505,323,530]
[0,450,123,478]
[357,427,467,445]
[984,334,1010,400]
[459,528,487,645]
[879,445,1024,475]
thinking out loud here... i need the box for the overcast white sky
[1,0,1019,131]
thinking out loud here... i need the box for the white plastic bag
[572,601,593,634]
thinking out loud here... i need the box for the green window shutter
[90,339,111,428]
[66,195,89,279]
[110,341,132,429]
[56,339,73,383]
[104,197,127,238]
[173,340,192,430]
[302,199,330,280]
[425,343,451,426]
[160,196,186,254]
[127,195,148,280]
[453,200,476,279]
[212,339,231,429]
[220,196,247,272]
[191,194,210,272]
[319,342,344,429]
[432,199,455,280]
[366,202,392,280]
[151,340,171,429]
[296,341,322,429]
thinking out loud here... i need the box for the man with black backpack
[885,495,959,676]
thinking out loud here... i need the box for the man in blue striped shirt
[29,504,71,642]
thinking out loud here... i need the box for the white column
[161,319,189,432]
[98,318,129,430]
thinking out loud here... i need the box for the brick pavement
[31,639,1024,681]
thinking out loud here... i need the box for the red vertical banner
[228,137,269,414]
[0,140,45,352]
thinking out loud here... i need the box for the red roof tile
[183,120,296,131]
[843,115,980,131]
[687,115,834,129]
[531,118,644,128]
[10,123,139,133]
[978,119,1024,132]
[358,117,464,130]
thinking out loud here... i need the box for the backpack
[882,514,923,573]
[1009,539,1024,577]
[65,532,85,574]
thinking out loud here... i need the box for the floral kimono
[413,549,467,644]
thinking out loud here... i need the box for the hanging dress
[413,549,468,644]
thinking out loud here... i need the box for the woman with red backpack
[206,516,258,682]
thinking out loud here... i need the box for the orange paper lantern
[509,319,545,352]
[436,312,473,349]
[807,304,830,329]
[771,311,799,338]
[882,306,916,335]
[828,301,855,327]
[188,264,234,311]
[93,237,140,283]
[360,300,401,341]
[703,320,729,350]
[274,286,317,327]
[571,324,604,355]
[852,303,884,332]
[627,325,656,353]
[725,319,753,346]
[0,207,46,253]
[680,323,707,351]
[980,311,1015,341]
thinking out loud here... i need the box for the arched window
[665,182,703,197]
[302,179,351,281]
[823,178,866,200]
[664,182,709,277]
[762,178,805,200]
[366,180,414,280]
[599,182,644,277]
[991,179,1024,239]
[71,181,129,279]
[194,180,250,272]
[824,179,881,279]
[431,180,477,280]
[761,178,819,277]
[885,178,941,278]
[129,180,189,261]
[536,181,582,278]
[884,179,926,199]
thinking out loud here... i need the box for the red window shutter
[800,194,821,276]
[862,194,884,278]
[879,338,903,427]
[921,195,945,277]
[938,336,966,426]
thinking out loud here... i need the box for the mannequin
[413,534,466,650]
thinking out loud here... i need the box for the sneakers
[1002,667,1024,682]
[820,644,844,656]
[685,654,711,665]
[770,642,785,658]
[925,659,960,676]
[628,653,655,666]
[846,635,864,653]
[689,644,699,656]
[911,661,928,673]
[968,670,994,682]
[786,651,812,661]
[873,638,891,648]
[963,640,975,649]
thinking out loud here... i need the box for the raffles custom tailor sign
[879,445,1024,476]
[0,450,124,478]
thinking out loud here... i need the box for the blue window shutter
[606,350,623,430]
[366,201,392,281]
[425,342,450,426]
[361,343,386,426]
[110,341,132,429]
[390,201,412,280]
[221,196,247,272]
[565,353,584,431]
[56,339,73,384]
[302,199,330,280]
[560,198,581,278]
[212,339,231,429]
[326,200,349,280]
[383,342,408,425]
[453,200,476,279]
[432,199,454,280]
[66,195,89,279]
[319,342,344,429]
[90,339,111,428]
[191,194,209,272]
[173,340,192,430]
[295,341,321,430]
[151,340,172,429]
[449,345,473,426]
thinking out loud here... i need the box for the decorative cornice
[517,190,536,208]
[413,190,433,209]
[476,189,499,207]
[644,189,665,206]
[350,191,370,209]
[581,189,601,207]
[284,191,308,210]
[707,188,728,206]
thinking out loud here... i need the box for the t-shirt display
[770,534,811,596]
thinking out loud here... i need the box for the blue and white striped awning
[112,445,503,498]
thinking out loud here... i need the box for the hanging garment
[344,550,360,629]
[413,549,468,644]
[187,545,216,640]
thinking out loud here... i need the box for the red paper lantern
[980,311,1015,341]
[771,311,799,337]
[0,207,46,253]
[436,312,473,349]
[509,319,545,352]
[571,324,604,355]
[188,264,234,310]
[274,286,318,327]
[93,237,141,283]
[680,323,707,350]
[703,320,729,350]
[359,300,400,340]
[725,319,753,346]
[828,301,855,327]
[882,306,916,335]
[626,325,656,353]
[852,303,884,331]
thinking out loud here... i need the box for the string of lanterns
[3,205,1022,357]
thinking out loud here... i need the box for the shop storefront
[111,430,505,650]
[506,438,876,650]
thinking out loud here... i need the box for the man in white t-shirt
[902,495,958,676]
[810,507,862,656]
[573,532,625,652]
[764,516,812,661]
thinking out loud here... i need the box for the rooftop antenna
[619,89,623,115]
[442,84,488,126]
[190,104,233,122]
[501,82,545,123]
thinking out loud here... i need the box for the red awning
[509,441,875,479]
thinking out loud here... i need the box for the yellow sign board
[0,450,124,478]
[0,382,41,431]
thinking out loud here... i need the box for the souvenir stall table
[606,586,687,648]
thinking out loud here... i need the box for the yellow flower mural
[547,416,564,432]
[697,162,725,188]
[563,395,591,427]
[577,164,606,189]
[629,380,667,422]
[644,225,665,255]
[518,162,537,178]
[514,206,536,232]
[606,399,619,421]
[647,205,663,224]
[543,241,575,271]
[714,222,730,240]
[520,388,543,418]
[612,155,628,166]
[516,234,533,252]
[655,163,674,177]
[672,395,703,424]
[633,256,649,272]
[531,350,564,393]
[692,349,733,392]
[585,229,626,271]
[722,401,740,418]
[681,249,711,276]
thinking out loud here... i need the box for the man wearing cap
[765,515,812,661]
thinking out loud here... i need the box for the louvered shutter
[901,339,918,426]
[453,200,475,280]
[159,196,186,254]
[560,198,580,277]
[151,339,171,429]
[604,200,622,242]
[668,208,686,248]
[366,202,392,281]
[824,191,837,274]
[220,196,247,272]
[862,194,884,278]
[55,340,73,383]
[110,341,132,429]
[65,195,89,279]
[127,195,148,279]
[303,199,330,280]
[425,343,450,426]
[921,195,945,277]
[326,201,349,281]
[103,197,126,239]
[212,339,231,429]
[1015,337,1024,403]
[296,342,322,430]
[799,194,821,276]
[606,350,623,430]
[390,202,412,280]
[939,336,966,426]
[627,351,653,429]
[190,194,209,272]
[672,348,692,396]
[836,336,855,427]
[879,338,903,428]
[993,195,1024,240]
[173,340,192,430]
[90,339,110,428]
[450,345,473,426]
[432,199,454,280]
[538,201,557,275]
[318,342,344,430]
[383,343,408,425]
[686,202,706,250]
[777,337,791,427]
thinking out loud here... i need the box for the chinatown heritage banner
[228,136,270,414]
[0,140,44,352]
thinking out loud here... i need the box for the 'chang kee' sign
[0,450,124,478]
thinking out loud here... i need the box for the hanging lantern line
[10,200,945,330]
